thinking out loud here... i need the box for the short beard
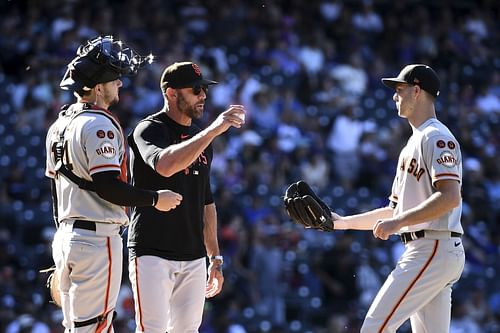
[108,96,119,107]
[177,92,203,119]
[103,90,119,108]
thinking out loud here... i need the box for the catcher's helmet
[60,35,153,93]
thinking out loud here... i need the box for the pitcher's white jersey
[45,103,128,225]
[389,118,463,234]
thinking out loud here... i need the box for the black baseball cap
[381,64,440,98]
[160,62,217,91]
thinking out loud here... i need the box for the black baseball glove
[283,180,335,231]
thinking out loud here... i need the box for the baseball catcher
[284,180,336,231]
[45,35,181,332]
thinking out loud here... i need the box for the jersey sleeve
[82,117,123,176]
[132,120,168,171]
[389,176,399,204]
[422,134,461,187]
[45,124,57,179]
[388,153,402,204]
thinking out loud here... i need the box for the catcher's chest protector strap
[54,103,122,192]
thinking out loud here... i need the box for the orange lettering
[405,157,426,181]
[415,169,425,181]
[198,152,208,165]
[407,158,417,173]
[400,159,406,171]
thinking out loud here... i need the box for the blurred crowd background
[1,0,499,332]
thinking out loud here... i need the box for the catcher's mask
[60,35,153,94]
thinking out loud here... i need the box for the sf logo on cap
[192,63,202,76]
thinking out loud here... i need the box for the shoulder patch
[96,141,117,159]
[436,140,446,148]
[97,130,106,138]
[436,151,457,168]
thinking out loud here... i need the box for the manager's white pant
[129,255,207,333]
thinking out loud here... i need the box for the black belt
[400,230,461,245]
[73,220,97,231]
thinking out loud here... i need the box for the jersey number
[51,141,73,170]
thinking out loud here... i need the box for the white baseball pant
[52,221,123,333]
[129,256,207,333]
[361,233,465,333]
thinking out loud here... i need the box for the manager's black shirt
[127,111,213,261]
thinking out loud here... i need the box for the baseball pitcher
[285,64,465,333]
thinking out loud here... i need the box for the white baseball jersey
[45,103,128,225]
[389,118,463,234]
